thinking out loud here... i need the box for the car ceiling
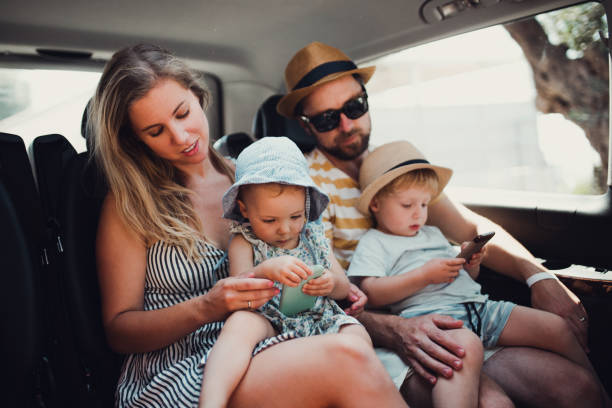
[0,0,585,92]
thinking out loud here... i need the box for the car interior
[1,0,611,406]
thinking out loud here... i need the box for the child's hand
[421,258,464,284]
[258,256,311,287]
[343,283,367,316]
[302,269,333,296]
[460,242,487,277]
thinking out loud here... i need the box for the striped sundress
[115,240,228,408]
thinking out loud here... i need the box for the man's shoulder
[306,148,333,171]
[306,148,358,190]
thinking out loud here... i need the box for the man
[276,41,599,407]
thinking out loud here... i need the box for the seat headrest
[81,98,94,152]
[212,132,254,159]
[252,94,315,153]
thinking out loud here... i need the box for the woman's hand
[302,269,334,296]
[201,274,279,321]
[256,255,312,286]
[420,258,463,284]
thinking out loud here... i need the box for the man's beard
[319,131,370,161]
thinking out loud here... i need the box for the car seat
[252,94,316,153]
[0,133,51,408]
[0,182,45,408]
[31,129,122,407]
[213,131,254,159]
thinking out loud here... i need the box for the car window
[366,2,608,195]
[0,68,221,152]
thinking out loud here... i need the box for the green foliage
[572,165,606,195]
[537,2,607,57]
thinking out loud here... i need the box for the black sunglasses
[299,92,369,133]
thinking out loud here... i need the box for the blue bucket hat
[222,137,329,222]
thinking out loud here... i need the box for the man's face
[300,75,371,161]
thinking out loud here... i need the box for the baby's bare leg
[200,310,276,408]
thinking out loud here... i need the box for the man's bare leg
[483,347,603,408]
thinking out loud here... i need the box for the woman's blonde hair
[90,43,233,259]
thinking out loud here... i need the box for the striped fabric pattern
[306,148,372,268]
[116,241,228,408]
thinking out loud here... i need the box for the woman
[92,43,406,407]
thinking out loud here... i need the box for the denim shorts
[399,299,516,348]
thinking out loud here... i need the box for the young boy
[347,141,610,408]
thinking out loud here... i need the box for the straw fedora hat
[357,141,453,215]
[277,41,376,118]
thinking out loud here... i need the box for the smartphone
[279,265,324,317]
[456,231,495,260]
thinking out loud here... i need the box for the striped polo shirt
[306,148,373,269]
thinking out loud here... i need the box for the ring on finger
[578,316,586,322]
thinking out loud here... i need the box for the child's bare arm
[328,251,350,299]
[360,273,428,308]
[360,258,464,308]
[229,236,309,285]
[228,234,256,277]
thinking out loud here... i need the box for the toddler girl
[200,137,370,408]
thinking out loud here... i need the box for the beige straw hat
[357,141,453,215]
[277,41,376,118]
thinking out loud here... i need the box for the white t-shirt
[348,225,488,315]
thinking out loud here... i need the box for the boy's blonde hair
[373,168,439,202]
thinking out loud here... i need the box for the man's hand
[530,278,589,351]
[392,314,466,384]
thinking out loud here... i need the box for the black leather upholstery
[252,94,316,153]
[0,133,46,407]
[0,181,44,408]
[213,132,254,159]
[58,150,120,407]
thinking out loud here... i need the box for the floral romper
[231,219,359,346]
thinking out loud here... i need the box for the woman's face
[129,78,210,172]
